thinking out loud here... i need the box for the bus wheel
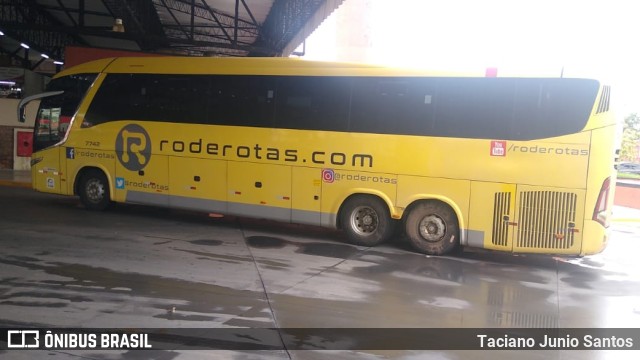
[340,196,395,247]
[79,169,111,211]
[405,201,459,255]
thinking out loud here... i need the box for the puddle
[246,236,288,249]
[246,236,361,260]
[154,313,216,321]
[297,243,360,259]
[190,239,224,246]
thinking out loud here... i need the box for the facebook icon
[66,147,75,159]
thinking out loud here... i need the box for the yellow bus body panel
[30,57,617,256]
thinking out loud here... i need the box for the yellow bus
[19,57,617,256]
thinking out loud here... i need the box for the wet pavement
[0,170,31,189]
[0,186,639,359]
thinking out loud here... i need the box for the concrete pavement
[0,186,639,359]
[0,169,31,188]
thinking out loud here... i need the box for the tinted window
[84,74,275,127]
[45,74,97,118]
[84,73,598,141]
[275,76,350,131]
[512,78,598,140]
[351,78,436,135]
[84,74,209,126]
[209,76,275,127]
[432,77,597,140]
[434,78,515,140]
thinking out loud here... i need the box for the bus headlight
[30,157,43,166]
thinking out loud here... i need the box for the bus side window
[275,76,350,132]
[350,78,385,134]
[209,75,275,127]
[350,78,435,136]
[398,79,437,136]
[512,79,596,140]
[433,78,513,140]
[140,75,210,124]
[86,74,212,125]
[84,74,134,126]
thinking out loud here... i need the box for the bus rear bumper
[580,219,610,256]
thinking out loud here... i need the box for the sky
[300,0,639,115]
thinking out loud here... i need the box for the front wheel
[405,201,459,255]
[78,169,111,211]
[340,196,395,247]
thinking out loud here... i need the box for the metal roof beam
[251,0,325,56]
[161,34,274,54]
[101,0,167,50]
[163,27,255,46]
[204,0,230,43]
[240,0,258,26]
[35,2,112,19]
[158,0,192,40]
[153,0,260,43]
[3,45,30,69]
[30,57,47,71]
[53,0,78,27]
[0,0,87,62]
[0,0,337,66]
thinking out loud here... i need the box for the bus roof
[54,56,603,81]
[54,56,480,78]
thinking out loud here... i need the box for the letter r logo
[115,124,151,171]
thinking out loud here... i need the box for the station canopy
[0,0,343,70]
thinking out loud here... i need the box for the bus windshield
[32,74,96,151]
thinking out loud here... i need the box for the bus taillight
[593,177,611,227]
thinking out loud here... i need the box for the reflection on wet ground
[247,235,362,259]
[0,187,639,359]
[189,239,225,246]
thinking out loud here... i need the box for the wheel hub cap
[419,215,446,242]
[87,180,104,203]
[350,206,379,236]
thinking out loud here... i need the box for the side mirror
[18,106,26,123]
[17,90,64,123]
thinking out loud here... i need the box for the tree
[620,113,640,162]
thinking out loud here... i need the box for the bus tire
[340,195,395,247]
[78,169,111,211]
[405,201,459,255]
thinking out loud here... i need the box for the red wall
[64,46,162,68]
[614,185,640,210]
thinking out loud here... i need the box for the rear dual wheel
[405,201,459,255]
